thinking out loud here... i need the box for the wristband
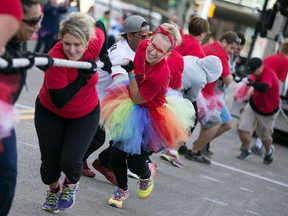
[129,74,136,79]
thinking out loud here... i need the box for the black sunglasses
[22,15,42,26]
[132,31,152,40]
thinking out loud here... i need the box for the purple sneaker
[42,184,61,213]
[58,181,79,211]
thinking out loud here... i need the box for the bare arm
[222,74,233,85]
[0,15,19,55]
[128,71,147,104]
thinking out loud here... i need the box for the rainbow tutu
[100,83,195,155]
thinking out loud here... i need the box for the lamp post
[245,0,269,65]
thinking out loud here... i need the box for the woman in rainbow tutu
[100,23,195,208]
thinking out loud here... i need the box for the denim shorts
[220,104,232,124]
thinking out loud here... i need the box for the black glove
[79,59,97,79]
[232,73,242,83]
[100,56,112,74]
[34,53,54,71]
[247,78,254,86]
[121,60,134,73]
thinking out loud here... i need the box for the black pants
[83,126,106,161]
[98,140,113,169]
[97,141,153,170]
[190,101,198,134]
[110,144,150,190]
[34,98,100,184]
[0,130,17,216]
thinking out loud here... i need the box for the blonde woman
[100,23,195,208]
[34,12,105,213]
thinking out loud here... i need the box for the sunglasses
[133,31,152,40]
[22,14,42,26]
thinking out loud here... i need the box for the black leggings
[110,144,150,190]
[190,101,198,134]
[34,98,100,184]
[83,126,106,161]
[98,140,113,169]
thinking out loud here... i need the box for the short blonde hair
[59,12,95,44]
[157,23,182,51]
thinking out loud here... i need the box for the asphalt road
[8,66,288,216]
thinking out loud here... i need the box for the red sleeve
[168,50,184,89]
[84,28,105,60]
[203,43,231,78]
[0,0,23,22]
[220,53,230,78]
[264,54,288,81]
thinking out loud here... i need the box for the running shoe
[58,181,78,211]
[138,163,156,199]
[42,183,61,213]
[107,187,129,208]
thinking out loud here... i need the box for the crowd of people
[0,0,286,215]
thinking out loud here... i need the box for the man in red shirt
[175,16,209,136]
[185,31,238,164]
[175,16,209,58]
[159,16,209,167]
[264,42,288,82]
[237,58,280,165]
[249,42,288,154]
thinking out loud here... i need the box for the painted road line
[19,115,34,120]
[16,105,35,120]
[212,161,288,188]
[18,110,35,114]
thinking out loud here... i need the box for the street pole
[245,0,269,65]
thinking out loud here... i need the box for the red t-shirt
[175,34,205,58]
[0,0,23,22]
[264,53,288,82]
[168,50,184,89]
[251,65,280,113]
[201,42,231,96]
[38,28,105,119]
[133,40,169,108]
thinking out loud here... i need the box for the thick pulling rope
[0,56,130,70]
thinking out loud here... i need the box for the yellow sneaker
[107,188,129,208]
[138,163,156,199]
